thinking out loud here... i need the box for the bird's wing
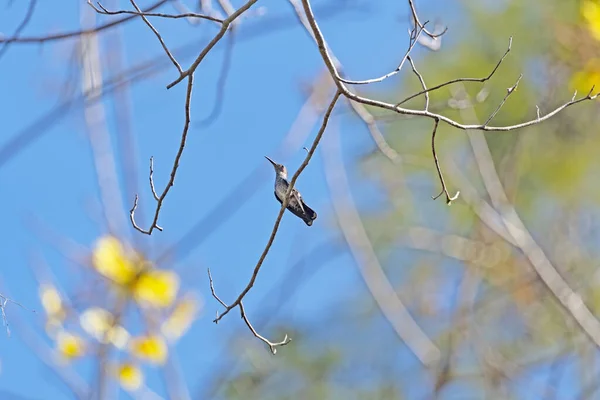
[290,188,306,213]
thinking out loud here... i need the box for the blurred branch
[453,84,600,350]
[0,0,169,44]
[89,1,224,23]
[0,0,37,61]
[166,0,258,89]
[208,269,291,354]
[322,118,441,367]
[195,29,236,127]
[210,90,342,325]
[81,5,128,236]
[130,74,194,235]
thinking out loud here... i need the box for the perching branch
[211,90,342,324]
[208,269,291,354]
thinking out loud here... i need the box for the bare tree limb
[211,90,342,323]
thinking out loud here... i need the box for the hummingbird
[265,156,317,226]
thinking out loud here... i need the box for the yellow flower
[582,0,600,41]
[115,363,143,391]
[130,335,167,365]
[92,236,140,285]
[39,284,65,320]
[133,270,179,308]
[79,307,130,349]
[56,331,85,360]
[161,294,201,341]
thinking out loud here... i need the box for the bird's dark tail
[300,201,317,226]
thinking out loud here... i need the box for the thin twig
[482,74,523,126]
[338,23,426,85]
[208,269,291,354]
[129,0,182,74]
[396,37,513,107]
[130,74,194,234]
[212,90,342,323]
[430,119,459,204]
[89,1,223,23]
[0,0,168,44]
[149,156,160,201]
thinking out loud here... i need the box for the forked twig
[208,269,291,354]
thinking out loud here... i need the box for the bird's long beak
[264,156,276,166]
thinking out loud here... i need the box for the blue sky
[0,0,489,398]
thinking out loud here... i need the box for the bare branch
[0,0,169,44]
[430,119,459,204]
[89,1,224,23]
[130,74,193,235]
[208,269,291,354]
[128,0,183,74]
[212,90,342,323]
[396,36,513,107]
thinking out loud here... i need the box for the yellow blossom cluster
[39,235,201,392]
